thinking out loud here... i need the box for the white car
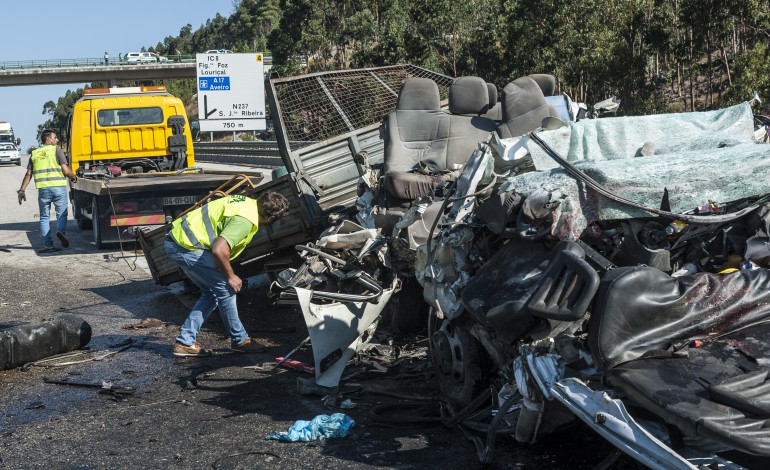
[0,143,20,166]
[125,52,168,64]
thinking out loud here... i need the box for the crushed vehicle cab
[270,65,770,469]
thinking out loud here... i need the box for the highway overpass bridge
[0,55,272,86]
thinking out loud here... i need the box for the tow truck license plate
[163,196,198,206]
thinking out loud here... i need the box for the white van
[125,52,164,64]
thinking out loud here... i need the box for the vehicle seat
[497,76,561,139]
[482,82,502,121]
[382,76,496,207]
[587,266,770,373]
[446,76,499,170]
[382,78,450,206]
[528,74,556,96]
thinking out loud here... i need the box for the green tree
[229,0,281,52]
[38,88,84,145]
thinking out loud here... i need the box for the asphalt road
[0,158,640,469]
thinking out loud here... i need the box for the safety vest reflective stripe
[169,195,260,259]
[200,204,216,245]
[32,168,63,175]
[33,175,68,182]
[179,214,205,249]
[31,145,67,188]
[179,205,217,248]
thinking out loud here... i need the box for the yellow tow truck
[67,86,262,248]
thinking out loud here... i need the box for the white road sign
[196,53,266,132]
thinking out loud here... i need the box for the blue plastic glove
[265,413,355,442]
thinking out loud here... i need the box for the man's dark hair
[257,191,289,223]
[40,129,56,144]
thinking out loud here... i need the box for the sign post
[196,53,266,132]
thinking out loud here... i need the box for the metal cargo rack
[267,64,453,217]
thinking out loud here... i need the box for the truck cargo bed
[72,170,264,195]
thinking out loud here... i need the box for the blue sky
[1,0,234,151]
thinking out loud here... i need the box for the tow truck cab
[66,85,194,174]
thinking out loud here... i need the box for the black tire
[74,193,92,230]
[77,216,92,231]
[92,197,104,249]
[429,316,486,408]
[14,160,20,166]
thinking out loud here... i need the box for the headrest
[397,78,441,111]
[448,76,490,115]
[501,76,548,121]
[528,74,556,97]
[487,82,498,109]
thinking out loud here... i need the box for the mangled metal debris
[270,69,770,466]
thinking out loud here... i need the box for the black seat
[588,266,770,456]
[497,75,561,139]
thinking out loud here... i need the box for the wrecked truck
[140,65,454,286]
[272,70,770,468]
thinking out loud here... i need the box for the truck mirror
[15,138,20,146]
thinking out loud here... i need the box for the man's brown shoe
[231,337,267,353]
[172,342,212,357]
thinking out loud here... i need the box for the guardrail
[193,141,287,168]
[0,54,273,70]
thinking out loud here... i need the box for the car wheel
[429,316,487,408]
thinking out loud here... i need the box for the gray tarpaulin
[529,102,755,169]
[505,102,769,239]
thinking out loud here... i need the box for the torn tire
[0,315,92,370]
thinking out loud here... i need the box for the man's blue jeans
[164,240,248,347]
[38,186,69,247]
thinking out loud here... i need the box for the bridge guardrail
[0,54,273,70]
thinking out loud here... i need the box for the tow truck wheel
[75,195,92,230]
[77,216,92,231]
[429,316,485,408]
[92,197,104,249]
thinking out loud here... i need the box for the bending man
[18,129,78,252]
[166,192,289,356]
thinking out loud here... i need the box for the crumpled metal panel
[296,285,395,387]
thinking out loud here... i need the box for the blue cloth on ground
[265,413,355,442]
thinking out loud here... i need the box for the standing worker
[166,192,290,356]
[17,129,78,253]
[103,51,109,65]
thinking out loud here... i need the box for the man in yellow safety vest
[165,191,289,356]
[17,129,78,253]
